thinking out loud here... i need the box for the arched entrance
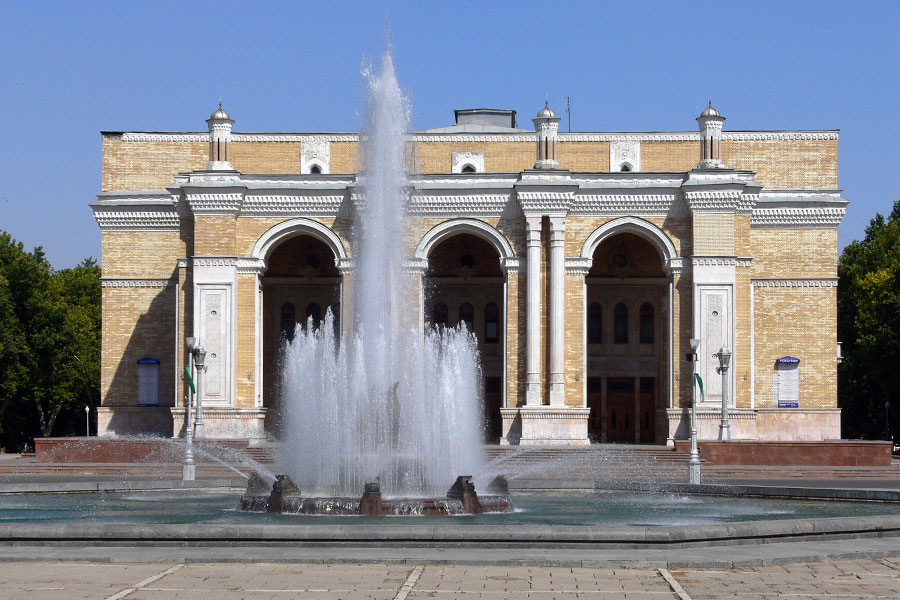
[257,229,343,433]
[582,220,674,444]
[422,232,505,441]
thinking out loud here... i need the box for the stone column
[549,216,566,406]
[525,215,542,406]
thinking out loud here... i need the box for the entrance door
[639,377,656,443]
[484,377,502,441]
[606,378,635,443]
[587,377,603,439]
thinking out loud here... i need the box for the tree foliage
[0,232,100,451]
[838,200,900,441]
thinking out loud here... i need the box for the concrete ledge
[0,478,246,494]
[1,515,899,547]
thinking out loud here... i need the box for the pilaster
[548,215,566,406]
[524,215,542,406]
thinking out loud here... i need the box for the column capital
[402,257,428,275]
[335,258,355,275]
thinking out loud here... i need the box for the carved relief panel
[698,286,731,404]
[199,286,232,405]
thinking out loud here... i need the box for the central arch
[252,219,347,435]
[580,217,678,445]
[416,219,513,442]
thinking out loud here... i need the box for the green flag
[694,373,705,402]
[184,365,195,394]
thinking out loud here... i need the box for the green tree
[838,200,900,441]
[0,232,100,450]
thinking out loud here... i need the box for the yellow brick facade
[95,119,842,443]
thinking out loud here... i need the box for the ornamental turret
[532,101,561,169]
[696,100,725,169]
[206,102,234,170]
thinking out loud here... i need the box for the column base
[500,407,590,445]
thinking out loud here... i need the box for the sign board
[776,356,800,364]
[778,402,799,408]
[137,357,160,407]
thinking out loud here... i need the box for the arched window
[281,303,296,341]
[614,303,628,344]
[461,164,476,173]
[432,302,448,328]
[459,253,475,268]
[588,303,603,344]
[459,302,474,332]
[305,302,322,330]
[309,164,322,174]
[484,302,499,343]
[639,303,654,344]
[620,163,632,172]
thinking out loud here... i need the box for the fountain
[241,48,511,515]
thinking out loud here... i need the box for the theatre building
[91,101,847,445]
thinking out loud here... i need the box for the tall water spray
[280,49,485,497]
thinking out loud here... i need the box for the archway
[260,233,342,433]
[423,232,505,441]
[582,220,673,444]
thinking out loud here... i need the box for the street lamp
[183,337,197,481]
[688,338,701,484]
[84,405,90,437]
[193,345,207,439]
[715,346,732,441]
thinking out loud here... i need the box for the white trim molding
[407,193,510,216]
[185,190,245,215]
[414,218,516,262]
[565,257,593,275]
[300,139,330,174]
[101,278,175,288]
[752,278,838,288]
[751,206,846,228]
[451,151,485,174]
[609,141,641,172]
[242,192,346,216]
[93,209,180,230]
[570,193,679,215]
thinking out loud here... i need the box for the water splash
[279,48,485,497]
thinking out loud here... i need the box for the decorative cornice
[101,278,174,288]
[565,257,593,275]
[691,256,747,267]
[666,257,690,274]
[517,190,575,213]
[92,209,180,230]
[751,207,846,228]
[185,191,244,215]
[402,257,428,275]
[407,194,510,216]
[684,189,744,213]
[570,193,679,215]
[752,278,838,288]
[117,130,839,144]
[500,257,523,272]
[335,258,355,274]
[236,258,266,274]
[241,193,345,216]
[192,257,238,267]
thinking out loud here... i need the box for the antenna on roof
[565,96,572,132]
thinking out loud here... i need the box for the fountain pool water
[277,48,485,499]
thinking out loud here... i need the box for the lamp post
[183,337,197,481]
[716,346,732,441]
[688,338,701,484]
[84,405,90,437]
[193,345,207,438]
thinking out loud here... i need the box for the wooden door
[606,378,635,443]
[639,377,656,443]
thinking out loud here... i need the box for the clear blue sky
[1,1,897,268]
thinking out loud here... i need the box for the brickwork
[230,141,300,173]
[564,273,585,408]
[692,213,735,255]
[734,268,752,408]
[507,271,525,408]
[101,285,176,407]
[414,141,534,173]
[750,228,838,278]
[330,141,359,173]
[640,141,697,172]
[194,215,235,256]
[722,139,838,189]
[557,142,610,172]
[101,231,184,279]
[753,286,837,408]
[101,135,206,191]
[235,274,257,409]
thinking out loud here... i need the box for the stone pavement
[1,557,899,599]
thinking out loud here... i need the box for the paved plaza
[1,558,899,599]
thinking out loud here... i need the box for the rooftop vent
[454,108,517,129]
